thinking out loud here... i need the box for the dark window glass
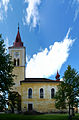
[28,88,32,98]
[51,88,55,98]
[40,88,44,98]
[17,59,19,66]
[28,104,33,111]
[14,59,16,66]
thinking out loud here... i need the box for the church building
[8,26,61,113]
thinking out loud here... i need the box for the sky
[0,0,79,80]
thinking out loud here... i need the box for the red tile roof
[13,26,23,47]
[20,78,61,84]
[9,25,23,48]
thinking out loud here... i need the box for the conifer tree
[55,65,79,118]
[0,34,14,111]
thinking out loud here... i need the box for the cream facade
[9,48,26,94]
[20,81,60,112]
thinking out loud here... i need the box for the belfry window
[51,88,55,98]
[28,88,32,98]
[17,59,19,66]
[14,59,16,66]
[40,88,44,98]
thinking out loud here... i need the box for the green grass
[0,114,79,120]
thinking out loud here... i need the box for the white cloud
[2,0,10,12]
[0,0,10,21]
[26,28,75,78]
[26,54,31,64]
[69,0,79,21]
[74,7,79,21]
[61,0,79,21]
[60,78,63,81]
[9,4,13,11]
[24,0,41,28]
[68,0,79,21]
[0,11,3,21]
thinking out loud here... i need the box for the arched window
[17,59,19,66]
[40,88,44,98]
[51,88,55,98]
[28,88,32,98]
[14,59,16,66]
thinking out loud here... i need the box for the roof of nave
[20,78,61,84]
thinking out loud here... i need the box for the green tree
[0,34,14,111]
[0,94,6,111]
[55,65,79,118]
[8,91,21,113]
[55,82,66,110]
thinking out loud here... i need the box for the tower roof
[55,70,60,81]
[13,24,23,47]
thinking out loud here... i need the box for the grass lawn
[0,113,79,120]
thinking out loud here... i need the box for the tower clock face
[14,52,20,58]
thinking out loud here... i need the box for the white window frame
[28,88,33,99]
[39,88,44,99]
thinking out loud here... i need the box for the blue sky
[0,0,79,80]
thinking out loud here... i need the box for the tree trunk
[69,104,70,116]
[11,106,14,113]
[68,104,72,120]
[72,107,75,116]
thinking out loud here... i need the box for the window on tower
[14,59,16,66]
[17,59,19,66]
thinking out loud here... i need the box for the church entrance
[28,104,33,111]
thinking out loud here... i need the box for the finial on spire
[18,23,19,31]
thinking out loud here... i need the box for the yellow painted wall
[9,47,25,95]
[10,49,25,66]
[21,82,59,112]
[12,67,25,94]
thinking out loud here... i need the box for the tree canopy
[55,65,79,117]
[8,91,21,113]
[0,35,14,111]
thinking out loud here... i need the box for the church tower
[8,25,26,94]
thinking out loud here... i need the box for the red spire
[13,24,23,47]
[55,70,60,81]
